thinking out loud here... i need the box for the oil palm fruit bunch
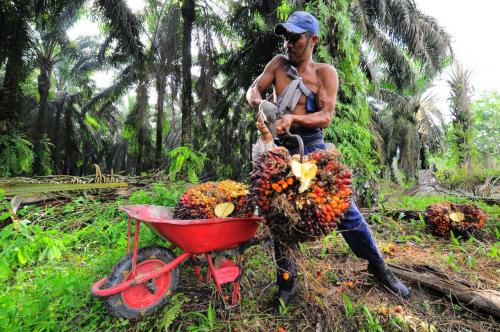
[424,202,487,237]
[250,147,352,243]
[174,180,255,219]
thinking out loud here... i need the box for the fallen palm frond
[0,182,128,196]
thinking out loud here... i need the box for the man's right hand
[247,87,263,109]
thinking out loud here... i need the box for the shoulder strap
[286,64,312,97]
[276,63,313,113]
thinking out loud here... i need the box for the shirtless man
[246,11,410,305]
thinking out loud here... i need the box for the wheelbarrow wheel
[104,246,179,320]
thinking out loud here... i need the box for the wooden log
[388,263,500,318]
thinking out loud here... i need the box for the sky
[415,0,500,111]
[67,0,500,108]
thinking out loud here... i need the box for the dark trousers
[275,200,384,290]
[276,143,385,291]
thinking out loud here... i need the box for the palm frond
[365,26,415,89]
[448,62,473,120]
[82,65,137,114]
[354,0,451,90]
[95,0,146,65]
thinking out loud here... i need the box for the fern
[0,132,34,177]
[158,294,185,331]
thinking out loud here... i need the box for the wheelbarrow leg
[231,254,245,306]
[205,254,244,309]
[125,216,141,276]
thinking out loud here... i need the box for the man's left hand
[275,114,294,134]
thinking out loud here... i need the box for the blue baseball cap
[274,11,319,36]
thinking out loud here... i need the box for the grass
[0,183,499,331]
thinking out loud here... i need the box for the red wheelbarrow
[91,204,264,320]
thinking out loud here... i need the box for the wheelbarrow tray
[119,205,262,254]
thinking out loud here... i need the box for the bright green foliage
[448,64,474,169]
[277,0,293,20]
[341,293,385,331]
[0,190,10,223]
[0,188,497,330]
[37,135,54,175]
[158,294,186,331]
[311,0,379,203]
[471,90,500,160]
[168,146,206,183]
[129,182,187,206]
[186,302,216,331]
[0,132,34,177]
[0,221,66,281]
[434,163,499,192]
[0,198,162,330]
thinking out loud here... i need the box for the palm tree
[0,1,32,127]
[30,1,86,174]
[145,1,182,169]
[372,88,444,179]
[448,62,473,169]
[1,0,146,124]
[181,0,196,145]
[351,0,452,90]
[124,80,152,175]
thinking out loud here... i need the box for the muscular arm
[246,55,285,109]
[276,64,339,133]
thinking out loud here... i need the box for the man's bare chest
[273,69,319,97]
[272,68,319,113]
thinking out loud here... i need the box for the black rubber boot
[368,263,411,299]
[277,275,298,305]
[273,240,298,310]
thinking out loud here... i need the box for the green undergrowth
[378,180,499,235]
[372,185,499,281]
[0,183,188,331]
[1,183,498,331]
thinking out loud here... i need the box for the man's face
[282,32,312,64]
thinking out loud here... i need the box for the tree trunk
[181,0,195,145]
[136,132,144,175]
[33,65,52,174]
[64,105,77,175]
[418,131,429,169]
[0,56,22,126]
[155,76,166,169]
[0,2,30,127]
[52,92,66,173]
[388,264,500,318]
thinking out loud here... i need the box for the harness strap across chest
[276,64,316,114]
[274,63,324,148]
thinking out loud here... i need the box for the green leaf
[187,167,198,183]
[0,262,12,281]
[17,249,27,265]
[342,293,353,317]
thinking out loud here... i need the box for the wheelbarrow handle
[284,127,304,163]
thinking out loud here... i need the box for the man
[246,11,410,304]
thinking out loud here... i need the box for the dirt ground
[168,218,499,331]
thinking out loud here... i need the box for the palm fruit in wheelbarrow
[424,202,487,237]
[250,147,352,244]
[174,180,255,219]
